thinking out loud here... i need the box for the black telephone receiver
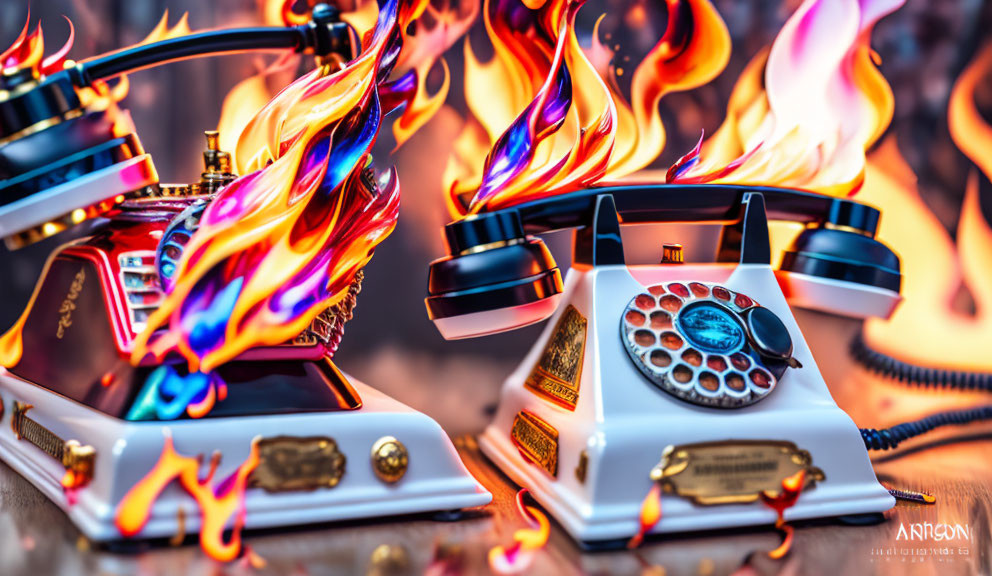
[425,184,902,339]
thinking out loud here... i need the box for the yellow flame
[861,43,992,371]
[488,489,550,574]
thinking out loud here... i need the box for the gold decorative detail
[370,436,409,484]
[524,305,587,410]
[249,436,346,493]
[575,449,588,484]
[56,268,86,339]
[650,440,825,505]
[11,402,96,486]
[661,243,684,264]
[510,411,559,477]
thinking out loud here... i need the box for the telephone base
[0,369,491,542]
[479,264,894,543]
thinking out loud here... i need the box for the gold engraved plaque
[250,436,346,493]
[651,440,825,505]
[510,411,559,477]
[524,305,587,410]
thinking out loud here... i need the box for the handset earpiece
[425,210,563,340]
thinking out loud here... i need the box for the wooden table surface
[1,310,990,576]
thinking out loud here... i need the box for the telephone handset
[425,184,902,340]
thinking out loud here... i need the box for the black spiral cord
[860,405,992,450]
[850,333,992,390]
[849,334,992,450]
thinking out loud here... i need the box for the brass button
[371,436,408,484]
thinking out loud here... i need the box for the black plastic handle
[444,184,881,255]
[69,5,350,87]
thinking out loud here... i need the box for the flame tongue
[446,0,730,218]
[115,435,261,562]
[667,0,905,197]
[132,0,417,373]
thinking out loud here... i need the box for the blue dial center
[676,302,745,354]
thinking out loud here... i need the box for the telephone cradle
[426,185,902,545]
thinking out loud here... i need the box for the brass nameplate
[652,440,825,505]
[250,436,346,493]
[524,305,587,410]
[511,411,559,477]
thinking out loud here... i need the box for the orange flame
[132,0,418,373]
[115,435,260,562]
[860,43,992,371]
[667,0,904,197]
[0,13,74,78]
[628,482,663,549]
[386,0,478,148]
[759,469,805,559]
[488,489,550,574]
[443,0,730,218]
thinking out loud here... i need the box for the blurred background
[1,0,991,434]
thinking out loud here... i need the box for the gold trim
[524,305,587,410]
[818,222,873,237]
[0,109,83,147]
[651,440,825,505]
[458,237,524,256]
[510,411,559,477]
[11,402,95,486]
[249,436,346,493]
[370,436,409,484]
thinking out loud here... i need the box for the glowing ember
[759,470,805,559]
[115,434,260,562]
[132,0,422,374]
[444,0,730,217]
[667,0,905,197]
[628,482,663,549]
[488,489,550,574]
[860,44,992,372]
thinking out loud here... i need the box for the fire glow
[130,0,426,374]
[115,434,260,562]
[667,0,904,197]
[488,489,551,574]
[860,43,992,372]
[443,0,730,217]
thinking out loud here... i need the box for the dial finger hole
[689,282,710,297]
[625,309,646,327]
[659,295,683,313]
[635,294,656,310]
[672,364,693,384]
[667,283,690,298]
[650,311,672,330]
[634,330,656,347]
[681,349,703,367]
[706,355,727,372]
[648,285,667,296]
[726,373,746,391]
[698,372,720,392]
[735,294,753,309]
[749,368,773,389]
[661,332,684,350]
[649,349,672,368]
[713,286,731,301]
[730,352,751,371]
